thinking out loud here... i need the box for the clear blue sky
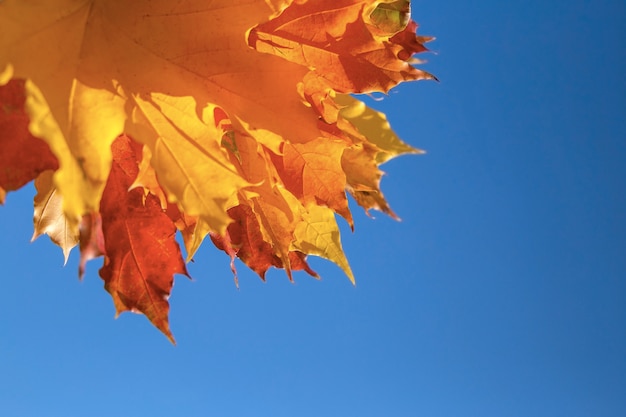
[1,1,625,416]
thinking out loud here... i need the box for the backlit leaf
[293,204,354,284]
[32,170,79,263]
[249,0,435,93]
[98,136,188,343]
[281,138,353,226]
[0,0,434,340]
[336,94,422,163]
[0,79,58,202]
[78,213,105,279]
[368,0,412,36]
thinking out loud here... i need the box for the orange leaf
[249,0,435,94]
[99,135,188,343]
[342,141,397,218]
[281,138,353,226]
[389,20,433,61]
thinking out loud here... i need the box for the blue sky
[1,1,625,416]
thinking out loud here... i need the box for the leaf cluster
[0,0,434,341]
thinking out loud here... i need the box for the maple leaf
[249,0,435,95]
[32,170,79,263]
[210,204,319,284]
[0,79,58,203]
[280,138,353,226]
[78,213,105,279]
[99,135,188,343]
[0,0,434,340]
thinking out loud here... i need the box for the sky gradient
[1,1,625,416]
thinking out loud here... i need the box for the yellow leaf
[129,94,248,234]
[367,0,411,37]
[336,94,422,163]
[293,204,354,284]
[0,64,12,86]
[251,186,299,276]
[184,218,211,263]
[129,144,168,209]
[342,141,398,218]
[25,80,106,225]
[32,170,79,263]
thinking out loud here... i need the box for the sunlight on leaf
[0,0,434,340]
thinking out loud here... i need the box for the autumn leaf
[0,79,58,203]
[32,170,79,263]
[336,94,423,164]
[280,138,353,227]
[210,204,319,284]
[78,213,105,279]
[0,0,434,340]
[369,0,412,36]
[293,203,354,283]
[249,0,435,94]
[99,135,188,343]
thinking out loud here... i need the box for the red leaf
[211,204,279,281]
[98,135,188,343]
[211,204,318,282]
[0,79,58,202]
[78,213,105,279]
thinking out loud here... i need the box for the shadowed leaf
[0,79,58,202]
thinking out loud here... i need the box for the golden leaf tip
[0,64,13,86]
